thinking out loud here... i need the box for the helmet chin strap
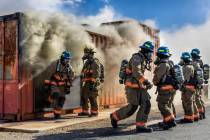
[142,51,153,71]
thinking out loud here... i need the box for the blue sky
[61,0,210,29]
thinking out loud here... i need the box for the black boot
[162,123,171,130]
[194,117,199,122]
[200,113,206,120]
[202,112,206,119]
[110,114,118,128]
[180,118,193,124]
[136,127,153,133]
[54,113,61,119]
[89,113,98,117]
[78,112,90,116]
[169,120,177,127]
[159,122,173,130]
[158,122,165,128]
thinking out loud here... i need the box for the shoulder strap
[55,60,61,72]
[130,52,144,64]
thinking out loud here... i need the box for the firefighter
[191,48,206,120]
[78,47,102,117]
[153,46,177,130]
[179,52,197,123]
[45,51,75,119]
[110,41,154,133]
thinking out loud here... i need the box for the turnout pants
[81,82,99,114]
[49,85,66,115]
[181,89,195,121]
[195,88,205,114]
[157,90,176,123]
[112,88,151,128]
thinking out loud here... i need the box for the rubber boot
[194,117,199,122]
[169,120,177,127]
[202,112,206,119]
[200,113,206,120]
[159,122,174,130]
[159,119,176,127]
[136,127,153,133]
[110,114,118,128]
[158,122,164,128]
[180,118,193,124]
[78,112,90,116]
[89,113,98,117]
[54,113,61,119]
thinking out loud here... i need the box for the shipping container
[0,13,83,121]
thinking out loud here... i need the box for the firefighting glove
[143,80,153,90]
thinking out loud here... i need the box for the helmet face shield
[83,47,95,60]
[82,52,89,60]
[82,52,94,60]
[63,58,70,64]
[145,52,153,62]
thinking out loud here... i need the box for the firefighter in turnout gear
[191,48,206,119]
[110,41,154,133]
[45,51,75,119]
[179,52,198,123]
[78,47,103,117]
[153,46,177,130]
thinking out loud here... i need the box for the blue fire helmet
[61,51,72,60]
[157,46,171,57]
[181,52,192,62]
[140,41,154,52]
[191,48,201,59]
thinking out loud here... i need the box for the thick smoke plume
[94,21,150,101]
[23,12,95,76]
[161,18,210,65]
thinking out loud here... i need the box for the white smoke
[0,0,83,15]
[161,17,210,65]
[23,12,94,76]
[143,19,158,29]
[78,5,121,27]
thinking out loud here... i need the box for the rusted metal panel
[3,20,19,115]
[0,21,4,117]
[20,66,33,119]
[4,81,19,114]
[0,13,35,120]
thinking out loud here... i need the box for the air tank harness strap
[160,85,174,91]
[185,84,196,92]
[44,80,65,86]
